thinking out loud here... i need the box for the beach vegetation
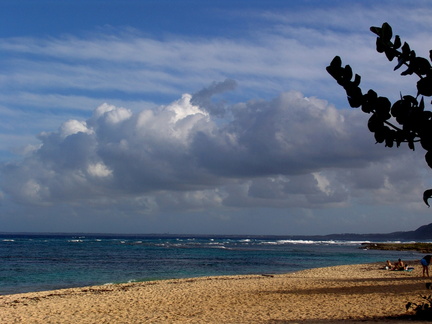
[327,22,432,206]
[406,293,432,320]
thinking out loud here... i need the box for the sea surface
[0,233,426,295]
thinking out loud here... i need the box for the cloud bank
[2,81,426,220]
[2,1,432,234]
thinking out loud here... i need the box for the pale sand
[0,262,430,323]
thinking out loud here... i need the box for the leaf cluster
[406,291,432,320]
[326,22,432,206]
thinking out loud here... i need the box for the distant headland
[321,223,432,253]
[319,223,432,241]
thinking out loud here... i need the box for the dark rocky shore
[361,242,432,253]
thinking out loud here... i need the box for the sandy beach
[0,261,430,323]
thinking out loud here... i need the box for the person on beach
[385,259,405,271]
[392,258,404,271]
[421,255,432,277]
[385,260,392,270]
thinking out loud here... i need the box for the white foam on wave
[262,239,368,245]
[211,245,226,249]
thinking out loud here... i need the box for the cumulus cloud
[2,81,426,214]
[59,120,94,138]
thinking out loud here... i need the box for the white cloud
[313,172,332,196]
[60,120,93,138]
[96,104,132,124]
[87,163,112,178]
[164,94,208,123]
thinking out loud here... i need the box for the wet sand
[0,262,429,323]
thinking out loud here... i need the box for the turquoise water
[0,233,424,295]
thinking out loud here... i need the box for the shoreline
[1,261,430,323]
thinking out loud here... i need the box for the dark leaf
[394,57,406,71]
[401,66,414,76]
[381,22,392,41]
[343,65,353,82]
[395,131,406,148]
[402,42,411,56]
[420,137,432,151]
[403,95,418,105]
[385,48,396,61]
[374,127,388,143]
[423,189,432,207]
[417,76,432,97]
[412,57,431,76]
[361,90,378,113]
[408,139,415,151]
[395,115,406,126]
[385,136,394,147]
[367,89,378,100]
[406,302,412,311]
[420,97,425,111]
[376,37,385,53]
[391,99,408,119]
[326,65,340,80]
[346,86,363,108]
[361,105,373,114]
[326,56,343,81]
[394,35,401,49]
[370,26,381,36]
[384,129,395,147]
[426,151,432,169]
[353,74,361,87]
[368,114,383,132]
[418,113,432,131]
[421,137,432,151]
[377,96,391,110]
[375,97,391,120]
[424,111,432,120]
[330,56,342,68]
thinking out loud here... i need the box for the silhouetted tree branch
[326,22,432,206]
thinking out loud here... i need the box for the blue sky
[1,0,432,235]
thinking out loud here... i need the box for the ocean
[0,233,425,295]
